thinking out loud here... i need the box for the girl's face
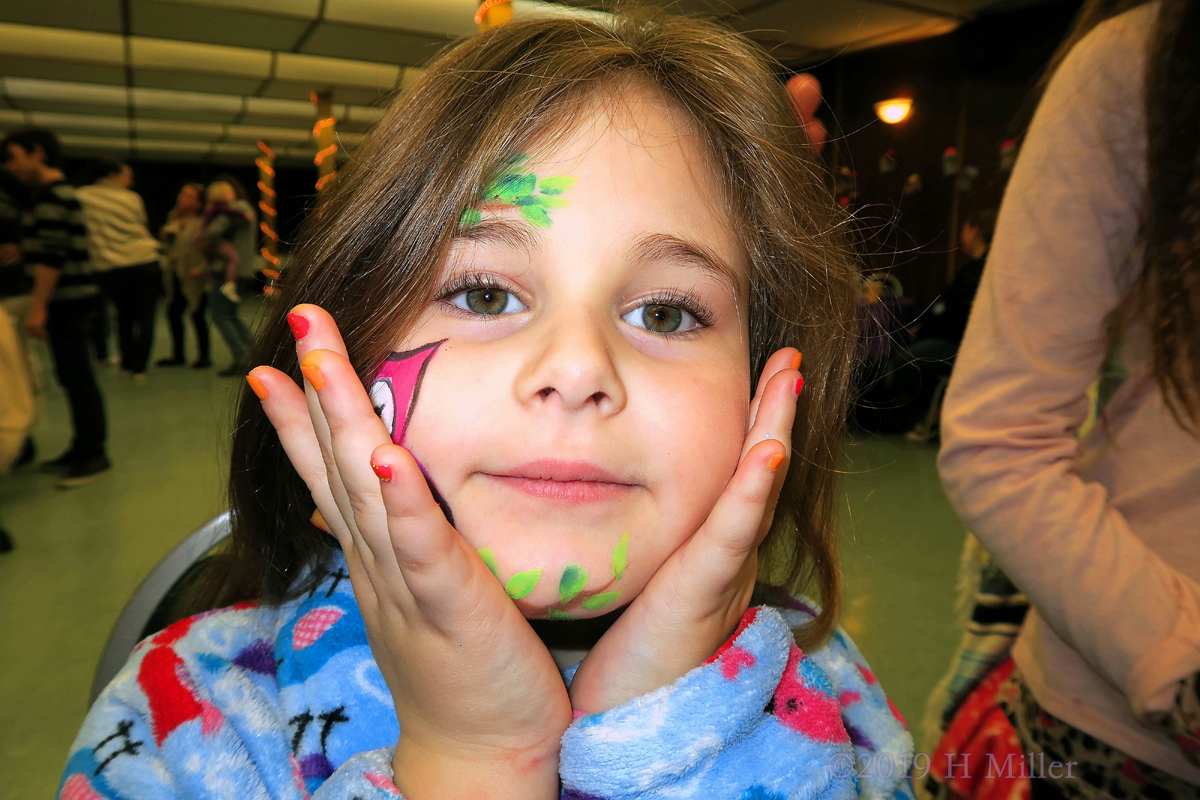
[394,90,752,617]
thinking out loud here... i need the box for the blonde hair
[205,181,235,205]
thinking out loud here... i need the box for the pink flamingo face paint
[369,340,451,521]
[369,340,445,446]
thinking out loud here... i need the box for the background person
[200,177,256,377]
[900,208,996,443]
[157,182,210,368]
[0,164,38,466]
[2,128,110,488]
[936,1,1200,798]
[77,159,163,382]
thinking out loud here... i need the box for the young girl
[200,181,250,300]
[61,10,913,799]
[200,179,256,375]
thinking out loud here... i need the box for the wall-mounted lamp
[874,98,913,124]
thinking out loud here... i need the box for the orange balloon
[805,119,827,152]
[786,74,822,121]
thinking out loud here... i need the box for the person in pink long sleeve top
[936,1,1200,798]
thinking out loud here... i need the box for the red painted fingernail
[371,461,393,482]
[287,312,309,339]
[791,352,802,370]
[310,508,330,532]
[767,453,785,472]
[794,375,805,396]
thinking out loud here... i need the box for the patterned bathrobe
[60,553,914,800]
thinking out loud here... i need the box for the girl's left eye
[447,287,527,316]
[622,303,701,334]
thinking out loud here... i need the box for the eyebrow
[453,217,545,252]
[627,233,741,295]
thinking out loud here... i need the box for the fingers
[370,443,474,604]
[286,303,350,361]
[743,351,803,462]
[248,366,351,545]
[747,348,801,431]
[678,360,803,594]
[299,348,402,577]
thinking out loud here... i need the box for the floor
[0,306,970,796]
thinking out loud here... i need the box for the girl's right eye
[445,286,527,316]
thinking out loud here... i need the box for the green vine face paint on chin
[460,154,578,229]
[478,531,631,617]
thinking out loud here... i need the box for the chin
[453,516,649,619]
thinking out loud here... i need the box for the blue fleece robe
[59,552,914,800]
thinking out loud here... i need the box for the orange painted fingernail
[246,373,268,400]
[300,351,325,390]
[794,375,805,396]
[371,461,393,482]
[791,352,802,370]
[767,453,785,472]
[310,508,329,532]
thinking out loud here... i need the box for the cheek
[399,346,499,473]
[632,364,750,543]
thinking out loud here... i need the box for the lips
[482,459,638,502]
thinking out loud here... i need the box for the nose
[513,311,627,416]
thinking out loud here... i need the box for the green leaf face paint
[612,532,629,580]
[505,568,542,600]
[478,548,499,580]
[547,609,575,620]
[459,155,577,229]
[558,565,589,604]
[581,591,621,610]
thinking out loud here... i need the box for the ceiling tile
[299,22,450,66]
[10,99,130,117]
[129,0,312,51]
[29,111,131,134]
[224,123,311,144]
[737,0,945,51]
[135,118,225,139]
[156,0,321,18]
[134,137,214,153]
[132,68,265,96]
[0,56,126,86]
[135,106,240,123]
[0,0,123,34]
[275,52,399,90]
[259,80,386,106]
[323,0,477,39]
[237,111,313,128]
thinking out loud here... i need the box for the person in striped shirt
[3,128,111,488]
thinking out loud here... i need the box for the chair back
[90,512,231,703]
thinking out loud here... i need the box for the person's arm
[26,264,59,338]
[559,606,912,799]
[938,7,1200,719]
[60,613,427,800]
[202,212,231,242]
[24,193,68,339]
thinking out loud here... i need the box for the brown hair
[1028,0,1200,433]
[192,7,858,648]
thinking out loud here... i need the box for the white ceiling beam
[130,37,273,78]
[0,22,420,91]
[1,78,387,124]
[153,0,323,20]
[0,23,124,63]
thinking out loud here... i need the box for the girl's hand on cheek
[249,305,571,800]
[568,348,803,714]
